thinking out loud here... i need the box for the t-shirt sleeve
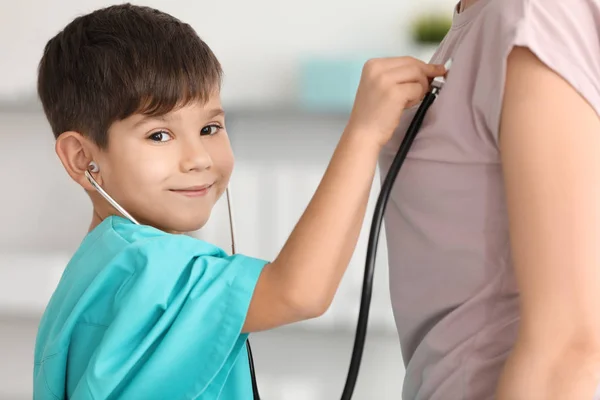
[480,0,600,140]
[77,236,268,399]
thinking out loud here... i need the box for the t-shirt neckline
[452,0,491,30]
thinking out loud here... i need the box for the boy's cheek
[124,158,173,187]
[219,147,235,179]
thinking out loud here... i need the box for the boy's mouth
[170,184,214,197]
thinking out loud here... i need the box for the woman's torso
[379,0,571,397]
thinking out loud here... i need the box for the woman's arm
[497,46,600,399]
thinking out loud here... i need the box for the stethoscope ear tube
[226,186,262,400]
[225,187,236,255]
[85,170,141,225]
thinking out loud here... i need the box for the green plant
[411,13,453,44]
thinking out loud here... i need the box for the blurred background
[0,1,454,398]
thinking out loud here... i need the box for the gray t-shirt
[379,0,600,398]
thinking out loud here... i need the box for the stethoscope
[85,59,450,400]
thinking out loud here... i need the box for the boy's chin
[160,213,211,234]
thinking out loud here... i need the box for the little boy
[33,3,445,399]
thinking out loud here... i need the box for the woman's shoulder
[482,0,600,33]
[462,0,600,141]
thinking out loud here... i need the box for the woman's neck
[459,0,479,12]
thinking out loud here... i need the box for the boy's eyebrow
[207,108,225,118]
[132,108,225,129]
[132,115,169,129]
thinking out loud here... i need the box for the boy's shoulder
[59,215,234,298]
[81,215,228,267]
[46,216,231,323]
[37,217,233,352]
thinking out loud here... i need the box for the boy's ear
[55,131,100,191]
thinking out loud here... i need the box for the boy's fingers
[365,56,427,73]
[386,65,432,93]
[364,57,446,80]
[422,63,447,77]
[401,83,429,108]
[378,57,445,76]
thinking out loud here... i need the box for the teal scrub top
[33,215,268,399]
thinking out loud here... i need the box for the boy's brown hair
[37,3,223,148]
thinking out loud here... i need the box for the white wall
[0,0,456,107]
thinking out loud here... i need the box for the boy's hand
[346,57,446,148]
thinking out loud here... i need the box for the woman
[379,0,600,398]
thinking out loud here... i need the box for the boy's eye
[148,130,171,142]
[201,124,222,136]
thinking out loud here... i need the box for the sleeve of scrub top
[79,235,268,399]
[481,0,600,138]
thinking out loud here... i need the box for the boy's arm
[243,129,378,332]
[242,58,446,332]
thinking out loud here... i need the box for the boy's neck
[89,209,104,233]
[89,209,182,235]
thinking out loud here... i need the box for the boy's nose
[180,140,213,172]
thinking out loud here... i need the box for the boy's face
[93,93,234,233]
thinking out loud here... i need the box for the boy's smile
[170,184,214,198]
